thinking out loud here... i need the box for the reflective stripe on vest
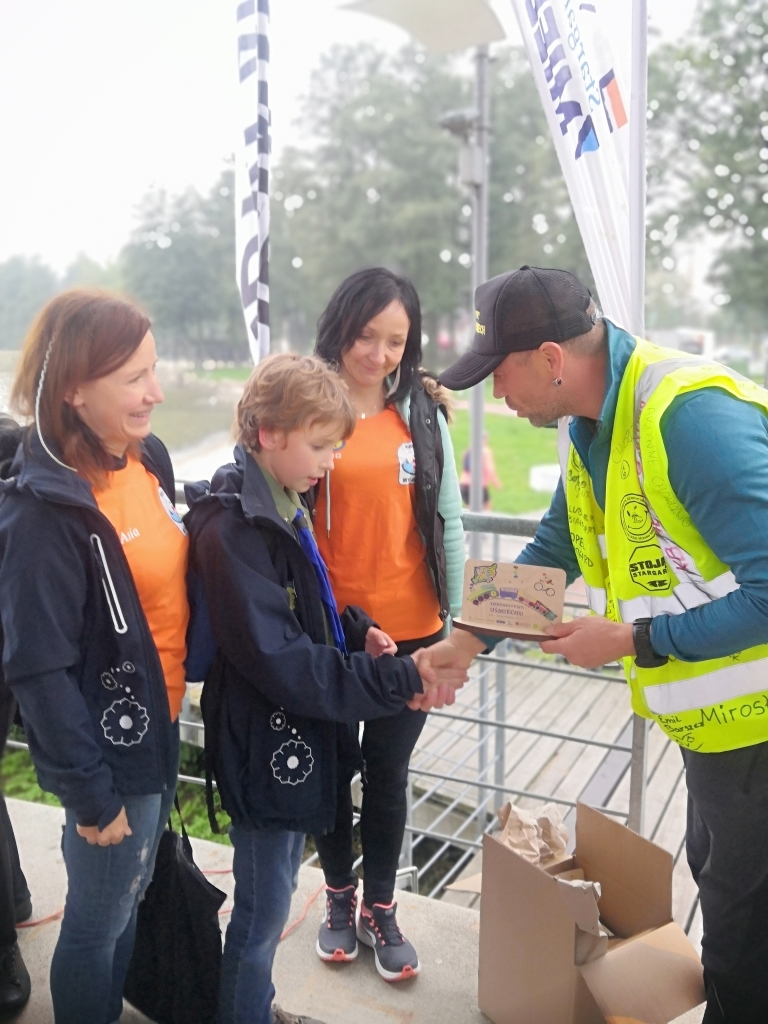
[644,657,768,715]
[563,338,768,753]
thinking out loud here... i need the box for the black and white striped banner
[235,0,270,363]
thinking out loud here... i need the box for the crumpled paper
[556,878,610,965]
[495,802,569,864]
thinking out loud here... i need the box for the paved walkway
[8,796,704,1023]
[8,799,487,1024]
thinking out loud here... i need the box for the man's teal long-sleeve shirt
[517,321,768,662]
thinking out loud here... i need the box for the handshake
[365,626,486,712]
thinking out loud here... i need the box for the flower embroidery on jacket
[270,711,287,731]
[271,739,313,786]
[100,672,118,690]
[101,698,149,747]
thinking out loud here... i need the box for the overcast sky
[0,0,698,273]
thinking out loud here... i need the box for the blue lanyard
[293,508,348,655]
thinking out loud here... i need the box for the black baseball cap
[439,266,595,391]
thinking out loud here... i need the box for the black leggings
[313,629,443,906]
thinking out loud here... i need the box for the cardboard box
[478,803,705,1024]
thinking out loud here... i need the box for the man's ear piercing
[553,377,563,386]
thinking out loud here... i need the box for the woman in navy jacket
[0,291,184,1024]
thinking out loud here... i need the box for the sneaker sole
[315,938,358,963]
[356,921,421,982]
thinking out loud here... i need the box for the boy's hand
[365,627,398,657]
[77,806,132,847]
[407,683,458,712]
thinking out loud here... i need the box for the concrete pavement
[7,798,486,1024]
[7,797,703,1023]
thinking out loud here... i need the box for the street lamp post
[344,0,504,555]
[469,45,490,554]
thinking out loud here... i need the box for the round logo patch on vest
[620,494,655,543]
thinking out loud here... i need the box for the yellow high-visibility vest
[562,339,768,753]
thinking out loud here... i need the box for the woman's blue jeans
[218,827,305,1024]
[49,727,179,1024]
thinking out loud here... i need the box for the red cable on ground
[15,871,320,936]
[17,908,63,928]
[279,883,325,942]
[219,883,325,934]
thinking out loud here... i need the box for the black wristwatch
[632,617,669,669]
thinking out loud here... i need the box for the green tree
[120,169,247,360]
[648,0,768,334]
[488,48,592,288]
[268,43,593,355]
[0,256,58,349]
[270,44,471,351]
[62,253,122,292]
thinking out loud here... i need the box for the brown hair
[12,290,151,488]
[235,352,356,452]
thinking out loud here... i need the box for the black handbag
[124,800,227,1024]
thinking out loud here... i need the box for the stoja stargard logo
[525,0,628,161]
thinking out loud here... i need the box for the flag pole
[629,0,647,338]
[469,44,490,557]
[628,0,649,835]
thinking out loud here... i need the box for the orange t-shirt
[315,406,442,643]
[95,458,190,720]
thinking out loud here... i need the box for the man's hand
[365,627,398,657]
[426,629,486,673]
[540,617,635,670]
[410,646,469,690]
[76,806,132,847]
[406,633,480,710]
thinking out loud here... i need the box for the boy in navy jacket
[186,354,465,1024]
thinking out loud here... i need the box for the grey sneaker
[316,885,358,963]
[272,1005,327,1024]
[356,900,420,982]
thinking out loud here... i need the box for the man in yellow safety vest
[437,265,768,1024]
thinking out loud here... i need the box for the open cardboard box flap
[579,922,704,1024]
[575,803,673,938]
[477,803,704,1024]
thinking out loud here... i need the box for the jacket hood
[185,443,292,539]
[2,424,98,510]
[0,415,24,482]
[2,425,175,514]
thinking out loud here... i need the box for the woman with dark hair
[312,267,464,982]
[0,291,185,1024]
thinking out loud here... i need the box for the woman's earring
[553,377,563,387]
[385,364,401,399]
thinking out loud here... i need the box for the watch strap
[632,617,669,669]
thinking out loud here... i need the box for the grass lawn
[448,409,559,516]
[1,741,233,846]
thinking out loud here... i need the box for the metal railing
[170,494,648,894]
[7,497,648,902]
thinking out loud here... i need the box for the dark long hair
[315,268,422,407]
